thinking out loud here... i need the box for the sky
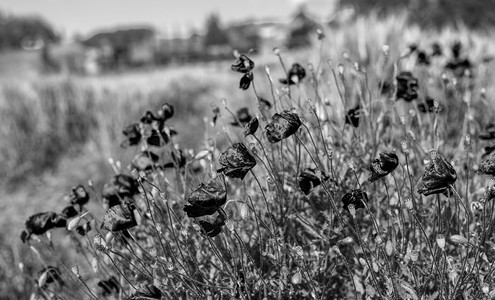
[0,0,336,38]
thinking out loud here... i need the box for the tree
[203,14,229,48]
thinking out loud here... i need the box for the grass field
[2,12,495,299]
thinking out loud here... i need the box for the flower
[21,212,66,243]
[97,276,120,297]
[66,185,89,206]
[431,42,443,56]
[239,72,253,90]
[244,117,259,137]
[417,154,457,196]
[479,123,495,140]
[231,54,254,73]
[479,150,495,176]
[158,102,174,121]
[102,174,140,208]
[121,123,141,147]
[230,107,253,127]
[279,63,306,85]
[131,151,159,171]
[265,110,302,143]
[198,214,226,237]
[60,205,79,219]
[38,266,63,289]
[183,174,227,218]
[101,202,137,232]
[298,168,329,195]
[342,189,368,212]
[396,71,419,101]
[368,152,399,182]
[75,221,92,236]
[345,104,361,127]
[217,143,256,179]
[416,51,430,65]
[417,96,443,113]
[130,284,162,300]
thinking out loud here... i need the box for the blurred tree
[286,8,317,49]
[0,13,59,50]
[204,14,229,48]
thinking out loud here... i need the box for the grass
[2,12,495,299]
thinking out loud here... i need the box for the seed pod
[450,234,468,245]
[436,234,445,249]
[291,271,301,285]
[385,240,394,256]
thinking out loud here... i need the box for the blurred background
[1,0,495,298]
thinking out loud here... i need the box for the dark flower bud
[231,54,255,73]
[396,71,419,102]
[239,72,253,90]
[60,205,79,219]
[158,102,174,121]
[102,174,140,208]
[452,41,462,59]
[244,117,259,137]
[130,284,162,300]
[298,168,329,195]
[97,276,120,297]
[342,189,368,212]
[217,143,256,179]
[345,104,361,127]
[265,110,302,143]
[431,42,443,56]
[121,123,142,148]
[279,63,306,85]
[417,96,442,114]
[184,175,227,218]
[416,51,430,66]
[76,221,91,236]
[140,111,159,124]
[131,151,159,171]
[38,266,63,289]
[22,212,67,242]
[479,150,495,176]
[230,107,252,127]
[445,58,472,78]
[369,152,399,182]
[417,154,457,196]
[198,214,226,237]
[68,185,89,206]
[482,146,495,159]
[259,97,272,110]
[478,123,495,140]
[101,202,137,232]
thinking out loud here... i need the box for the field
[2,13,495,299]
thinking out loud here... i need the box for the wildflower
[130,284,162,300]
[75,222,92,236]
[60,205,79,219]
[345,104,361,127]
[21,212,66,243]
[231,54,254,73]
[416,51,430,66]
[417,154,457,196]
[101,202,137,232]
[230,107,253,127]
[244,117,259,137]
[265,110,302,143]
[396,71,419,102]
[183,174,227,218]
[121,123,141,147]
[158,102,174,121]
[478,150,495,176]
[431,42,443,56]
[279,63,306,85]
[163,149,187,169]
[368,152,399,182]
[239,72,254,90]
[65,185,89,206]
[102,174,140,208]
[342,189,368,212]
[479,123,495,140]
[131,150,159,171]
[198,214,226,237]
[298,168,329,195]
[217,143,256,179]
[38,266,63,289]
[417,96,443,114]
[97,276,120,297]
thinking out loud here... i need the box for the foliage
[0,12,58,50]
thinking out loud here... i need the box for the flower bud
[410,250,419,262]
[436,234,446,249]
[71,265,80,277]
[404,197,413,210]
[338,237,354,245]
[385,240,393,256]
[450,234,468,245]
[291,271,301,285]
[347,204,356,218]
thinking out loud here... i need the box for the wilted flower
[417,96,443,113]
[417,154,457,196]
[265,110,302,143]
[298,168,329,195]
[239,72,253,90]
[101,202,137,232]
[97,276,120,297]
[368,152,399,182]
[416,51,430,66]
[244,117,259,137]
[217,143,256,179]
[231,54,254,73]
[478,150,495,176]
[130,284,162,300]
[479,123,495,140]
[38,266,63,289]
[198,214,226,237]
[279,63,306,85]
[396,71,419,101]
[131,151,159,171]
[21,212,67,243]
[102,174,140,208]
[230,107,253,127]
[345,104,361,127]
[183,175,227,218]
[342,189,368,212]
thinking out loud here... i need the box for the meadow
[2,12,495,299]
